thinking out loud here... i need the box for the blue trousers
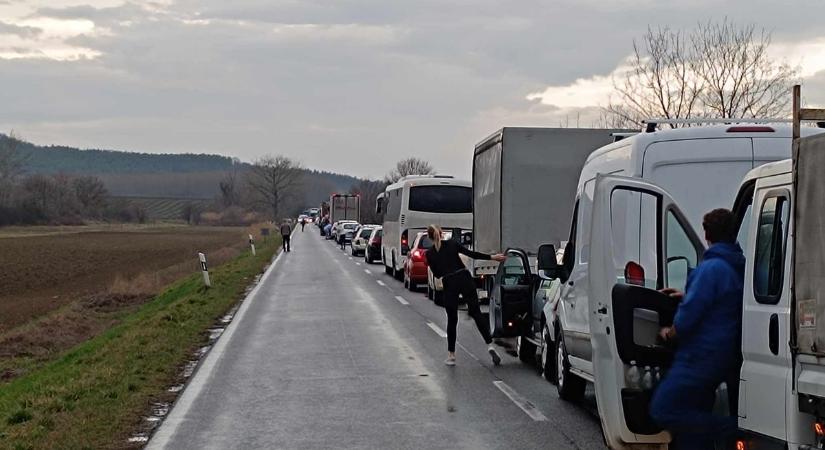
[650,358,738,450]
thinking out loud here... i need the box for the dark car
[364,227,383,264]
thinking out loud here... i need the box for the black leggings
[443,270,492,352]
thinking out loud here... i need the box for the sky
[1,0,825,180]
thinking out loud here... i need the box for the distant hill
[2,134,362,210]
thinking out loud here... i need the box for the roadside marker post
[248,234,256,256]
[198,252,211,288]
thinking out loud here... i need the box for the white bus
[376,175,472,280]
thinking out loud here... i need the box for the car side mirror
[537,244,560,280]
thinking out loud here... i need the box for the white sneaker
[445,356,456,366]
[488,346,501,366]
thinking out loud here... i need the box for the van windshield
[408,186,472,214]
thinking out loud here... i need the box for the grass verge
[0,235,281,449]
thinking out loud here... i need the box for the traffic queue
[306,86,825,450]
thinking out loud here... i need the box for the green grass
[0,235,280,449]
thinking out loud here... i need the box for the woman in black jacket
[425,225,506,366]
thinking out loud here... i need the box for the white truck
[329,194,360,224]
[471,127,628,339]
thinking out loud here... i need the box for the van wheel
[426,285,433,300]
[556,332,585,402]
[517,335,537,365]
[541,327,557,383]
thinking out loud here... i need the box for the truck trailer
[329,194,360,224]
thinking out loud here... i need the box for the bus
[376,175,472,279]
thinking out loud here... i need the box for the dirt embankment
[0,226,259,380]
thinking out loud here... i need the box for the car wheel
[407,276,416,292]
[541,326,557,383]
[556,331,585,402]
[426,285,433,300]
[517,335,537,365]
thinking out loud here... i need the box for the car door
[490,249,532,338]
[738,182,792,441]
[588,174,704,449]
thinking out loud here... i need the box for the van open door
[588,174,704,449]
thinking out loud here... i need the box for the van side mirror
[537,244,560,280]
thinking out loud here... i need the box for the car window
[359,229,372,238]
[500,255,527,286]
[376,229,383,237]
[754,193,790,304]
[610,188,660,289]
[665,209,700,292]
[418,235,433,249]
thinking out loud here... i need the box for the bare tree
[606,20,798,127]
[247,155,302,220]
[219,160,241,208]
[384,157,435,184]
[606,26,703,128]
[0,131,28,206]
[693,19,797,118]
[73,176,108,217]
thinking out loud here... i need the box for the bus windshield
[408,185,471,214]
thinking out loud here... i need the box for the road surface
[149,229,606,449]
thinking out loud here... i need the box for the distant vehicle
[337,222,359,247]
[329,194,360,224]
[403,232,431,291]
[364,227,383,264]
[376,175,472,281]
[351,225,377,257]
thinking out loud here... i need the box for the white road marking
[458,343,479,361]
[426,321,447,338]
[355,262,361,266]
[394,295,409,305]
[348,257,352,260]
[364,269,372,275]
[493,381,548,422]
[376,280,386,287]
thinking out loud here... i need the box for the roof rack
[641,118,793,133]
[610,132,638,142]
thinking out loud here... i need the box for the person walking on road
[280,220,292,253]
[425,225,506,367]
[300,218,306,232]
[650,208,745,449]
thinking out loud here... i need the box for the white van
[538,123,825,449]
[376,175,472,280]
[548,124,800,398]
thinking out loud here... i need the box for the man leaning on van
[651,208,745,450]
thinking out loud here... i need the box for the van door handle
[769,314,779,355]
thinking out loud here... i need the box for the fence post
[198,252,211,287]
[249,234,256,256]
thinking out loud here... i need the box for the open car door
[490,249,533,338]
[588,174,704,449]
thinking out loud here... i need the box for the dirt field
[0,226,249,333]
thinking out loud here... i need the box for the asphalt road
[148,229,606,450]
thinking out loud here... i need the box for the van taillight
[726,126,775,133]
[401,230,409,254]
[624,261,645,286]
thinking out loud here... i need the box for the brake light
[815,420,825,437]
[401,230,409,254]
[624,261,645,286]
[726,126,775,133]
[735,440,746,450]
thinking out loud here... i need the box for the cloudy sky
[1,0,825,179]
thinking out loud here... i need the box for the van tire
[556,332,585,402]
[541,327,557,383]
[393,257,403,281]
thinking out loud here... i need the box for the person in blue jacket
[650,208,745,450]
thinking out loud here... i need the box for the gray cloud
[0,20,41,37]
[2,0,825,179]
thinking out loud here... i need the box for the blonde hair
[427,224,442,251]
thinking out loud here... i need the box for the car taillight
[624,261,645,286]
[370,237,381,245]
[412,249,424,261]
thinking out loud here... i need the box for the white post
[198,252,211,287]
[248,234,256,256]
